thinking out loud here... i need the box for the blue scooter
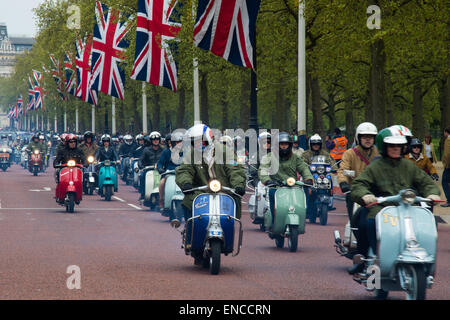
[334,189,440,300]
[307,155,334,225]
[98,160,118,201]
[176,180,243,275]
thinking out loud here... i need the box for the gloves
[362,194,377,205]
[427,195,441,202]
[235,186,245,196]
[431,174,439,181]
[181,183,193,192]
[340,182,351,193]
[304,179,314,186]
[157,167,165,174]
[265,180,278,186]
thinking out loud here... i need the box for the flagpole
[297,0,307,149]
[54,106,57,133]
[142,82,147,134]
[64,106,67,132]
[75,106,79,133]
[36,113,39,131]
[112,97,116,136]
[192,3,200,125]
[92,105,95,133]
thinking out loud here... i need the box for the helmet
[309,134,322,150]
[389,125,413,154]
[219,135,233,147]
[165,133,171,142]
[171,132,183,143]
[60,133,68,141]
[65,134,77,146]
[410,138,423,152]
[376,127,408,156]
[84,131,94,140]
[187,124,213,150]
[292,135,299,144]
[355,122,378,145]
[278,132,292,157]
[112,137,119,144]
[143,135,151,146]
[124,134,133,145]
[149,131,161,141]
[258,132,271,141]
[136,134,144,141]
[101,134,111,143]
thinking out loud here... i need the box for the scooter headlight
[2,148,6,153]
[310,165,316,172]
[88,156,94,163]
[104,160,111,166]
[317,165,325,174]
[317,177,323,183]
[326,166,331,173]
[401,190,416,204]
[67,160,76,167]
[34,150,39,155]
[286,177,296,186]
[209,179,222,193]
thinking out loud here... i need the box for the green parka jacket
[175,142,246,217]
[351,157,440,219]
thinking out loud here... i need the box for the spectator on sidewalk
[441,127,450,207]
[423,133,437,163]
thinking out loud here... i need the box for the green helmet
[376,127,408,156]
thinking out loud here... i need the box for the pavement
[0,163,448,300]
[432,162,450,223]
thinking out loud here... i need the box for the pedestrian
[422,133,437,163]
[329,128,348,167]
[441,127,450,207]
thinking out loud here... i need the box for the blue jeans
[442,168,450,203]
[268,188,277,224]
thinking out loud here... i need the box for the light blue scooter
[98,160,118,201]
[160,170,184,221]
[334,189,439,300]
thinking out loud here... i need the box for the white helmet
[187,124,213,149]
[258,132,271,141]
[355,122,377,145]
[124,134,133,145]
[149,131,161,140]
[219,135,233,147]
[390,125,412,137]
[171,132,184,142]
[309,134,322,149]
[39,135,45,140]
[135,134,144,140]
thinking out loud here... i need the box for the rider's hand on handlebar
[304,179,314,186]
[431,174,439,181]
[427,195,441,202]
[182,183,193,192]
[362,194,377,205]
[340,182,350,193]
[235,186,245,196]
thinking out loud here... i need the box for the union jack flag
[17,95,24,116]
[33,70,44,110]
[27,76,35,111]
[76,34,98,106]
[90,1,130,100]
[65,52,77,96]
[193,0,261,69]
[49,54,67,100]
[130,0,181,92]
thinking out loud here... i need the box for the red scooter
[28,149,43,176]
[55,160,83,213]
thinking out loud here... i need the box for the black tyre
[209,240,221,275]
[374,289,389,300]
[259,224,265,232]
[288,225,299,252]
[309,204,317,224]
[319,203,328,226]
[403,264,427,300]
[67,193,75,213]
[105,185,112,201]
[275,235,284,248]
[33,167,38,176]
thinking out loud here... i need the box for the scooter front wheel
[209,240,221,275]
[320,203,328,226]
[402,264,427,300]
[67,193,75,213]
[374,289,389,300]
[288,225,299,252]
[104,185,113,201]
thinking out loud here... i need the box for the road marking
[26,212,32,215]
[0,208,144,211]
[127,203,142,210]
[112,196,125,202]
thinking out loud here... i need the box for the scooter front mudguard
[164,174,177,209]
[376,206,437,278]
[273,187,306,234]
[145,170,160,201]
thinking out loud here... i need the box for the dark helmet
[143,135,151,146]
[278,132,292,157]
[410,138,423,152]
[84,131,94,140]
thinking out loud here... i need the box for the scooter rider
[119,134,137,181]
[138,131,164,200]
[132,134,146,159]
[157,132,184,216]
[301,134,335,166]
[349,127,441,274]
[175,124,246,262]
[55,133,68,159]
[258,132,313,227]
[405,138,439,181]
[248,131,271,187]
[27,134,45,154]
[95,134,119,164]
[338,122,379,221]
[79,131,98,160]
[53,134,87,182]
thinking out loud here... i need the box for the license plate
[0,153,9,157]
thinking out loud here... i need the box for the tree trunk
[326,95,336,134]
[311,75,325,137]
[369,39,387,130]
[345,94,355,144]
[306,71,311,134]
[240,70,250,130]
[275,81,287,131]
[200,71,209,124]
[385,73,395,126]
[221,95,229,131]
[176,87,185,129]
[132,91,141,133]
[412,80,425,140]
[438,75,450,159]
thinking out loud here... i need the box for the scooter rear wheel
[275,235,284,248]
[209,240,221,275]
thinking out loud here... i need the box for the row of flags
[18,0,261,113]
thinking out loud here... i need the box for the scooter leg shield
[264,210,273,230]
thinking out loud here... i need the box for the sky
[0,0,44,37]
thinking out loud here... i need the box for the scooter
[83,155,97,195]
[247,179,269,231]
[14,146,21,164]
[160,170,184,221]
[55,160,83,213]
[21,146,28,169]
[264,178,307,252]
[0,146,12,171]
[143,165,161,210]
[98,160,118,201]
[177,180,243,275]
[333,189,441,300]
[28,149,43,176]
[132,159,140,189]
[307,155,334,225]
